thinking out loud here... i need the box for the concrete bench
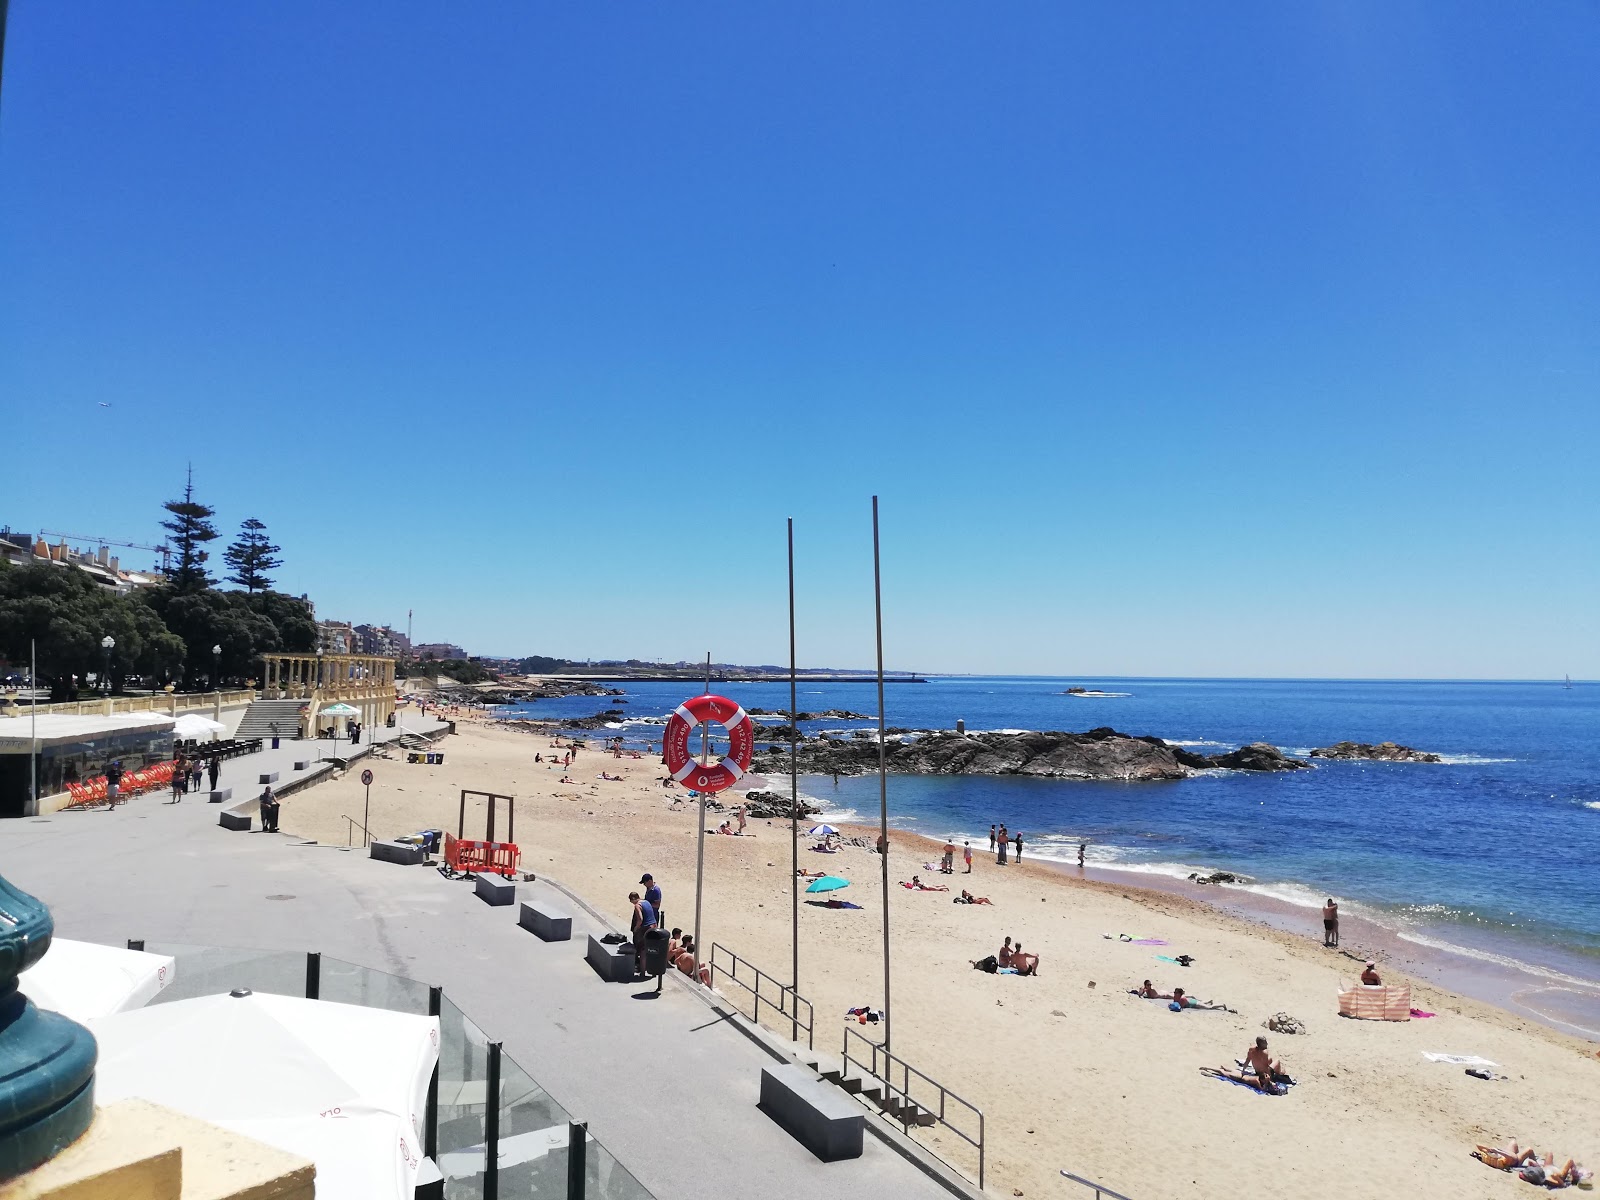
[474,872,516,906]
[207,787,233,805]
[218,808,253,832]
[585,934,638,983]
[258,771,279,785]
[370,840,426,866]
[518,901,572,942]
[293,760,310,771]
[758,1065,864,1161]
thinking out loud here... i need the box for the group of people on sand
[1134,980,1232,1012]
[972,936,1039,976]
[712,805,748,835]
[1202,1037,1294,1095]
[937,841,974,873]
[988,823,1024,865]
[1474,1142,1589,1188]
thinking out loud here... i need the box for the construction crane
[39,530,172,573]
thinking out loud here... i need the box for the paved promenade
[3,737,966,1200]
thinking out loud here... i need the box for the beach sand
[284,717,1599,1198]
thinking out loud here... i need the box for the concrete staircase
[797,1048,938,1127]
[234,699,306,739]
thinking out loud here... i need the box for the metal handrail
[842,1024,985,1189]
[1060,1170,1136,1199]
[708,943,814,1049]
[341,814,371,847]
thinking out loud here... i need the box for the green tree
[223,518,282,594]
[0,563,185,698]
[160,468,220,593]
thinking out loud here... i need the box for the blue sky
[2,3,1596,677]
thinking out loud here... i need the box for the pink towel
[1409,1008,1436,1018]
[1133,938,1169,946]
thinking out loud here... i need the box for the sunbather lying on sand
[1474,1144,1589,1187]
[900,875,949,891]
[1169,987,1232,1011]
[1135,979,1161,998]
[953,890,992,904]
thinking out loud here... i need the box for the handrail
[341,814,371,847]
[1060,1170,1136,1199]
[842,1023,985,1189]
[708,943,814,1049]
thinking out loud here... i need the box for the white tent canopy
[19,938,175,1023]
[172,713,226,740]
[91,990,439,1200]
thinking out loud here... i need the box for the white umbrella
[808,823,840,837]
[173,713,226,740]
[19,938,175,1022]
[91,990,439,1200]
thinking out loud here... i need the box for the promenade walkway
[4,743,965,1200]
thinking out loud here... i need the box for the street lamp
[212,644,222,692]
[100,636,115,695]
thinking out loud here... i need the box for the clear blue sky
[3,3,1596,678]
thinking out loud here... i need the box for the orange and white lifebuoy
[662,694,754,794]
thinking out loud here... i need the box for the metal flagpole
[30,639,38,815]
[690,651,711,985]
[872,496,892,1053]
[788,518,800,1039]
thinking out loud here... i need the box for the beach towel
[1199,1067,1288,1095]
[1338,982,1411,1021]
[1409,1008,1436,1018]
[1422,1053,1497,1067]
[1132,939,1169,946]
[1156,954,1195,966]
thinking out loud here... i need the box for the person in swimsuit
[1244,1037,1285,1089]
[1361,961,1382,986]
[997,937,1013,968]
[1322,898,1339,947]
[1138,979,1160,998]
[996,825,1009,865]
[1011,942,1039,976]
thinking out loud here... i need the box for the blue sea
[500,677,1600,1020]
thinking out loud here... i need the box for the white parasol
[19,938,176,1022]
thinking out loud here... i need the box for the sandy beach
[283,716,1600,1199]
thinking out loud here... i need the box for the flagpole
[872,496,892,1053]
[690,651,711,985]
[30,638,38,815]
[787,518,800,1039]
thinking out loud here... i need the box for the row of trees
[0,475,316,700]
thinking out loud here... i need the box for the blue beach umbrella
[805,875,850,894]
[808,823,840,837]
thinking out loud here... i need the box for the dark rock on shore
[754,724,805,744]
[752,726,1316,781]
[1206,743,1312,772]
[740,790,822,819]
[1309,741,1443,763]
[751,708,871,721]
[562,709,628,730]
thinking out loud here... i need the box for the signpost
[360,769,374,848]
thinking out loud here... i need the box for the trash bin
[271,736,280,750]
[642,928,671,977]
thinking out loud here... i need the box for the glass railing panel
[319,956,431,1013]
[437,992,489,1198]
[142,943,308,1003]
[492,1053,573,1198]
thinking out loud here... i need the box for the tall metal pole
[690,651,711,986]
[30,639,38,814]
[872,496,892,1053]
[787,518,800,1039]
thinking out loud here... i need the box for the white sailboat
[1564,674,1573,690]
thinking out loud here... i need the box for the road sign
[361,769,373,786]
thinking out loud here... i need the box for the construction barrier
[444,833,519,878]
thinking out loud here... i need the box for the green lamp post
[0,875,98,1180]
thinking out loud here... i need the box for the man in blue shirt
[640,873,663,929]
[630,890,657,977]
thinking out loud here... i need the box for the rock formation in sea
[1309,741,1443,763]
[750,727,1312,781]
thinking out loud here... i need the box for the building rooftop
[0,712,176,752]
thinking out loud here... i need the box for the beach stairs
[797,1049,938,1127]
[235,699,307,739]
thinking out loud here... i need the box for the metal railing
[1060,1170,1136,1199]
[708,943,814,1049]
[341,814,372,847]
[842,1024,985,1189]
[6,688,256,718]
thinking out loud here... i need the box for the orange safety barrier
[443,833,520,878]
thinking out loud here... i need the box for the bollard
[566,1121,587,1199]
[304,951,321,1000]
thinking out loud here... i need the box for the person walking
[207,755,221,792]
[997,824,1009,866]
[1078,840,1087,868]
[641,873,663,930]
[1322,899,1339,947]
[105,760,123,810]
[1013,831,1024,863]
[190,758,204,792]
[963,841,973,873]
[170,757,186,803]
[988,824,997,852]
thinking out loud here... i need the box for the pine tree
[159,468,220,593]
[223,518,283,594]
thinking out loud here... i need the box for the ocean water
[498,677,1599,993]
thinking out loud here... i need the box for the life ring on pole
[662,694,754,795]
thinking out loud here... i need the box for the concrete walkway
[3,746,967,1200]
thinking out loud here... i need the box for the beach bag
[974,955,998,974]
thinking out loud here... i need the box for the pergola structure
[260,653,397,738]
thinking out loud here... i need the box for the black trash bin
[271,736,280,750]
[642,928,671,977]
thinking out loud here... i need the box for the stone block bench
[293,760,310,771]
[370,840,426,866]
[474,872,516,906]
[207,787,233,805]
[585,934,638,983]
[258,771,279,786]
[758,1064,864,1161]
[218,797,259,832]
[518,901,572,942]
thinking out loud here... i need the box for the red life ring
[662,694,754,795]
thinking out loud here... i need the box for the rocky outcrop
[740,790,822,819]
[1309,741,1442,763]
[561,709,628,730]
[751,727,1315,781]
[751,709,871,721]
[1206,743,1312,772]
